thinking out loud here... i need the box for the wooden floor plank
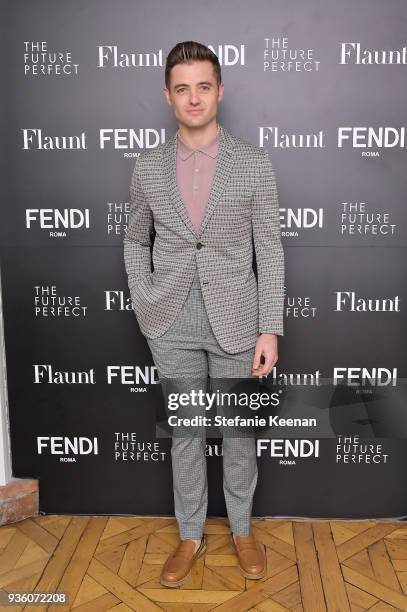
[16,518,59,554]
[313,521,350,611]
[368,539,401,592]
[118,534,148,587]
[255,599,291,611]
[386,528,407,540]
[293,522,326,612]
[32,516,71,540]
[0,530,30,575]
[0,528,17,551]
[368,603,399,611]
[344,581,378,610]
[343,549,375,579]
[399,571,407,596]
[72,591,121,611]
[385,538,407,560]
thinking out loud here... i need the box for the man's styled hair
[165,41,222,90]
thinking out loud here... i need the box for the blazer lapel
[162,123,236,239]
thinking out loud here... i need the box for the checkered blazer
[123,123,285,354]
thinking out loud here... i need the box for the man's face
[164,60,224,129]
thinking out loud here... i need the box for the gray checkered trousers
[123,124,285,539]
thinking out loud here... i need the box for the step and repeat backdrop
[1,0,407,519]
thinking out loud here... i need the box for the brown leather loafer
[160,535,207,587]
[231,533,266,579]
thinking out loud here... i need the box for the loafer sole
[160,540,207,588]
[238,564,266,580]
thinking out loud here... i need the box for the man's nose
[189,89,200,104]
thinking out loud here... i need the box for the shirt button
[193,185,198,190]
[196,242,204,249]
[195,168,199,172]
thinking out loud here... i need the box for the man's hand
[251,333,278,377]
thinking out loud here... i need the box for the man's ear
[217,83,225,102]
[163,88,172,106]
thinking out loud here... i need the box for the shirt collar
[177,125,220,160]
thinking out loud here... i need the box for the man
[123,40,285,587]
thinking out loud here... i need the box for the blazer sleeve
[123,157,154,289]
[251,148,285,336]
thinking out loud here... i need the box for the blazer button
[196,242,204,250]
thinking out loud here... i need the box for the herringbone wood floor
[0,516,407,611]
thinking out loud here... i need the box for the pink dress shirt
[176,126,220,235]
